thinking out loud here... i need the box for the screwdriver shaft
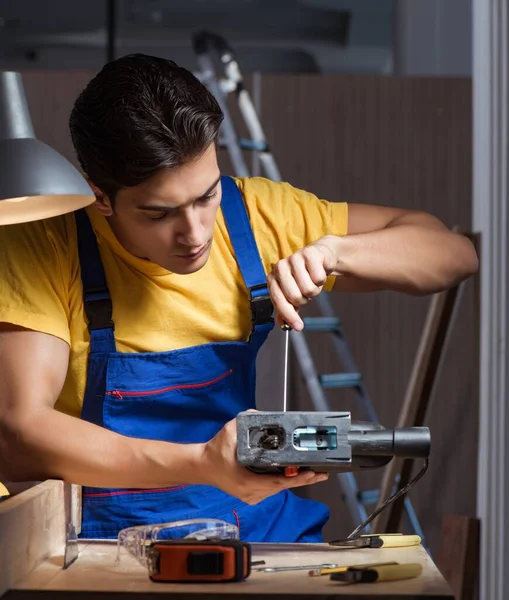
[283,326,289,412]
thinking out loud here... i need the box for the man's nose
[178,209,205,246]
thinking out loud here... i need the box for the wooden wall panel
[20,70,476,559]
[258,74,476,557]
[22,71,92,169]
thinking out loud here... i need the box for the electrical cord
[346,458,429,539]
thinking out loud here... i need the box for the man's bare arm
[330,204,478,294]
[268,204,478,329]
[0,323,327,502]
[0,323,205,488]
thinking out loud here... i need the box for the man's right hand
[195,416,329,505]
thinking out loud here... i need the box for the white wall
[395,0,472,76]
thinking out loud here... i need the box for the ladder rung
[303,316,341,332]
[319,373,362,388]
[205,41,425,543]
[218,139,269,152]
[358,489,380,505]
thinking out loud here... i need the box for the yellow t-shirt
[0,176,347,418]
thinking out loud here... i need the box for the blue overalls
[75,175,330,541]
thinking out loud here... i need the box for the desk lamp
[0,71,94,501]
[0,71,95,225]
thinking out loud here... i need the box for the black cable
[346,459,429,539]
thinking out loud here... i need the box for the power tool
[236,410,430,475]
[235,325,430,536]
[236,326,430,475]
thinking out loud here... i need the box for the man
[0,54,478,541]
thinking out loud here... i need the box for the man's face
[95,144,222,274]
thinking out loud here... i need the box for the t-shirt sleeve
[0,217,72,345]
[237,177,348,290]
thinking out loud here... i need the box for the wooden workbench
[0,480,454,599]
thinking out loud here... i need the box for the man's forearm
[1,407,204,489]
[328,215,478,295]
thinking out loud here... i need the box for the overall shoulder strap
[219,176,274,338]
[74,209,116,353]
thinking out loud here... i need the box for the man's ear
[89,182,114,217]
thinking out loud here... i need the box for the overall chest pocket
[103,368,237,443]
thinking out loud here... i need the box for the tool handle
[370,562,423,582]
[377,534,421,548]
[284,466,299,477]
[309,561,397,577]
[0,482,9,498]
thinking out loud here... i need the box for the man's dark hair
[69,54,223,197]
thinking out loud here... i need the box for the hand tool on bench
[328,533,421,549]
[330,562,423,584]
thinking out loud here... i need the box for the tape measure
[146,539,251,583]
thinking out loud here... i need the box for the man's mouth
[175,241,210,261]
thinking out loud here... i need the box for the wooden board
[0,479,82,598]
[0,480,67,597]
[371,268,464,533]
[437,515,480,600]
[8,541,454,599]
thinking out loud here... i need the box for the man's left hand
[267,236,338,331]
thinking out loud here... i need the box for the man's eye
[148,212,168,221]
[197,191,218,205]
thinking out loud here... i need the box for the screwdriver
[281,322,291,413]
[281,322,299,478]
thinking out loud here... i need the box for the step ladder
[191,31,425,542]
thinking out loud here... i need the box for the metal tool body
[255,563,337,573]
[63,523,79,569]
[236,411,430,474]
